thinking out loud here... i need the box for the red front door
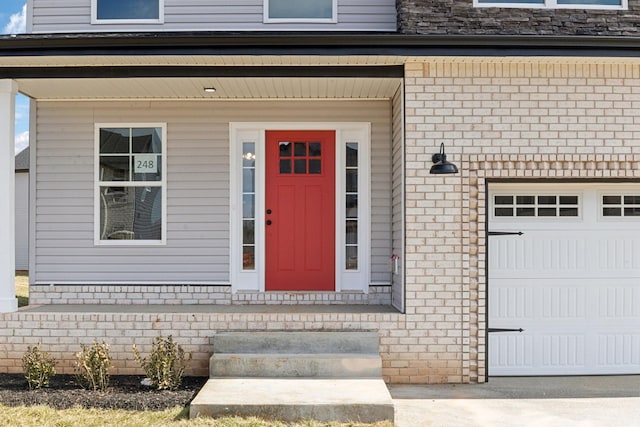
[265,130,335,291]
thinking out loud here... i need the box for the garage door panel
[596,236,640,271]
[598,284,640,317]
[597,333,640,368]
[491,279,589,322]
[489,285,535,319]
[491,235,589,277]
[490,334,534,371]
[490,332,587,375]
[541,334,586,369]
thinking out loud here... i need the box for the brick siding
[404,59,640,383]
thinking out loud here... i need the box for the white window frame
[229,122,370,293]
[263,0,338,23]
[91,0,165,24]
[94,123,167,246]
[474,0,625,9]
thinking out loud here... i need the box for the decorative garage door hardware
[487,231,524,236]
[488,328,524,333]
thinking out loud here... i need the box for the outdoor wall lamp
[429,142,459,174]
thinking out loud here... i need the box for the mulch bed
[0,374,208,411]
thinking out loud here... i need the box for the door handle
[266,220,272,226]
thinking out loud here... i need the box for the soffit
[17,77,402,100]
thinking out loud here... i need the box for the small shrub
[133,335,192,391]
[75,341,111,391]
[22,343,56,389]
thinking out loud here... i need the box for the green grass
[15,271,29,307]
[0,405,394,427]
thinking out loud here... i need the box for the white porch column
[0,80,18,313]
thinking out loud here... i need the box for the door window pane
[346,143,358,167]
[294,142,307,157]
[346,169,358,192]
[243,194,255,219]
[243,220,255,245]
[346,195,358,218]
[309,159,322,174]
[346,246,358,270]
[309,143,322,157]
[280,159,292,174]
[242,169,256,192]
[346,221,358,244]
[279,141,291,157]
[294,159,307,174]
[243,246,255,270]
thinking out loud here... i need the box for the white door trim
[229,122,371,293]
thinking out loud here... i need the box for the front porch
[0,303,408,381]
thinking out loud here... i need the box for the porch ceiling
[17,76,402,100]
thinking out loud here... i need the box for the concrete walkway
[390,376,640,427]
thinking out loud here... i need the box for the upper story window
[92,0,164,24]
[264,0,337,23]
[475,0,625,9]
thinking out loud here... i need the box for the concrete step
[189,378,395,423]
[210,353,382,378]
[212,331,379,354]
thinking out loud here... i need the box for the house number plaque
[134,154,158,173]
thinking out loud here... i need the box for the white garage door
[489,183,640,376]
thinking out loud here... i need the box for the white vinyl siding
[15,172,29,270]
[33,100,392,285]
[29,0,397,33]
[391,85,404,311]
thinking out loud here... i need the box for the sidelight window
[345,143,359,270]
[242,143,257,270]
